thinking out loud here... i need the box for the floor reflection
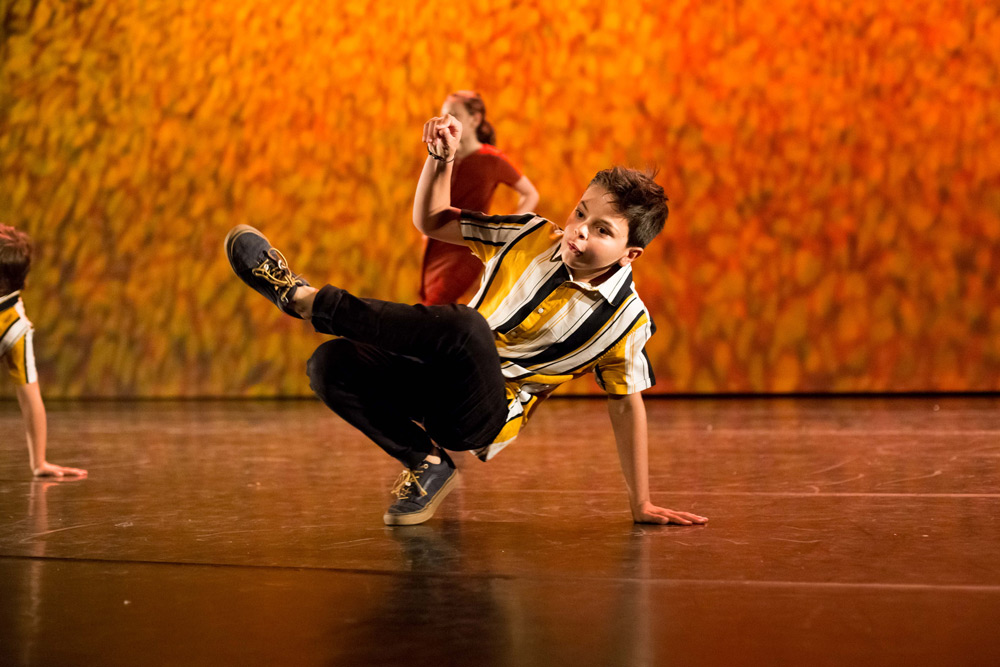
[325,523,677,667]
[328,522,511,666]
[1,398,999,666]
[20,479,82,667]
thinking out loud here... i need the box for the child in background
[419,91,539,305]
[1,225,88,478]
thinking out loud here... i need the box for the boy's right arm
[413,114,465,245]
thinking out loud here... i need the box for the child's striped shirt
[0,291,38,385]
[460,211,656,460]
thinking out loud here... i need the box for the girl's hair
[450,90,496,145]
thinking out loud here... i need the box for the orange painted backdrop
[2,0,999,397]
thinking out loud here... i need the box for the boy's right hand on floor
[33,461,88,478]
[422,113,462,161]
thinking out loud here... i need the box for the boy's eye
[598,227,610,236]
[575,209,584,219]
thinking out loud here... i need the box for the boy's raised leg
[224,224,507,527]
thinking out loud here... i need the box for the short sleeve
[594,316,656,395]
[459,211,540,263]
[2,329,37,385]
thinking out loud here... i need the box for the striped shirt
[0,291,38,385]
[460,211,656,460]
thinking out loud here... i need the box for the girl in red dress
[419,91,539,305]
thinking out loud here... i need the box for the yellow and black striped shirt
[0,291,38,386]
[460,211,656,460]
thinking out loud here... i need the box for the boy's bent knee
[453,306,497,356]
[429,304,492,346]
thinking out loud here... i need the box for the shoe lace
[391,464,429,499]
[251,249,299,303]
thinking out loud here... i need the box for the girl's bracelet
[427,145,455,163]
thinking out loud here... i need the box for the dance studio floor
[2,396,999,666]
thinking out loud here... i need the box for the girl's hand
[422,114,462,161]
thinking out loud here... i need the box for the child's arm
[413,114,465,244]
[14,381,87,478]
[608,392,706,525]
[512,176,540,215]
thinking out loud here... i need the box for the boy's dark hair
[589,167,669,248]
[0,225,33,294]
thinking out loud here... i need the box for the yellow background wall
[2,0,999,397]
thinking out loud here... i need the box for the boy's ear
[619,247,644,266]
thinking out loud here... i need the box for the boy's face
[559,184,643,283]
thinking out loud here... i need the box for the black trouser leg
[307,339,434,468]
[306,285,507,467]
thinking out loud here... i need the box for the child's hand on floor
[33,461,88,478]
[633,501,707,525]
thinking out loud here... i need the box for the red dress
[419,145,523,305]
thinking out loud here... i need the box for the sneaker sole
[383,469,460,526]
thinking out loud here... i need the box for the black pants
[306,285,508,469]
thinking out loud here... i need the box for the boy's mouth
[567,241,582,255]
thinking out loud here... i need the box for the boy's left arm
[607,392,707,525]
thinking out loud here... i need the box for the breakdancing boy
[225,114,707,528]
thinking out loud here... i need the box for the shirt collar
[547,244,633,307]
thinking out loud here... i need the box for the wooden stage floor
[2,396,999,666]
